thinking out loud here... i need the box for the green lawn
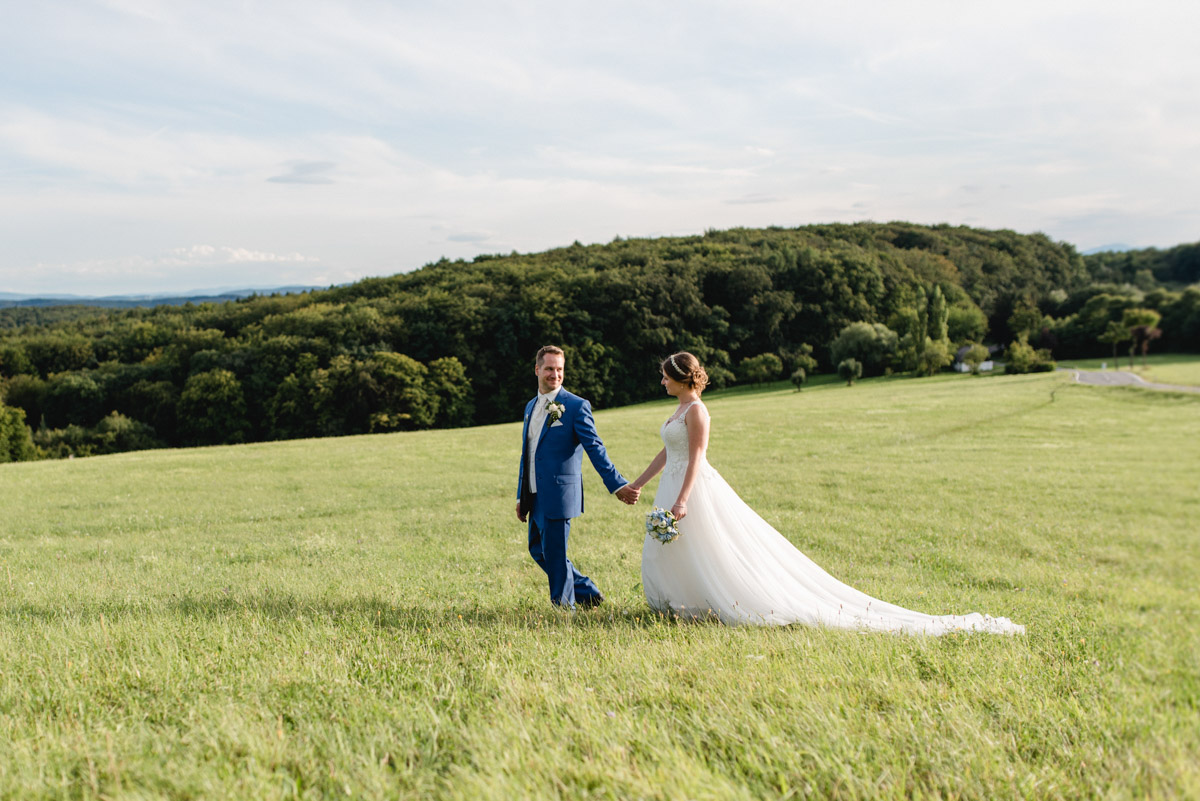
[1058,352,1200,386]
[1,372,1198,799]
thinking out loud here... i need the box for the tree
[914,339,953,377]
[1008,299,1043,343]
[0,221,1103,458]
[947,304,988,345]
[23,334,95,376]
[177,369,250,445]
[928,285,949,343]
[829,323,898,377]
[119,380,179,442]
[0,374,45,430]
[890,285,953,374]
[1121,308,1162,369]
[1130,325,1162,369]
[0,343,34,377]
[427,356,474,427]
[790,368,807,391]
[365,352,436,431]
[779,343,818,377]
[41,372,105,428]
[962,344,990,375]
[914,286,929,346]
[1097,321,1131,363]
[837,358,862,386]
[0,400,37,462]
[738,352,783,384]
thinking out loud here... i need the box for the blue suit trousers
[526,493,601,608]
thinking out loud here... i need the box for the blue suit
[518,389,626,607]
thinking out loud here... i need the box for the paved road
[1068,369,1200,394]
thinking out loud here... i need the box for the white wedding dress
[641,401,1025,635]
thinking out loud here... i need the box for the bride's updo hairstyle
[661,351,709,392]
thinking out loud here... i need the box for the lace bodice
[660,401,708,477]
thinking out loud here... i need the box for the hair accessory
[669,355,681,376]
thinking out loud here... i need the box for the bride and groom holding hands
[517,345,1024,635]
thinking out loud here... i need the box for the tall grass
[1,371,1197,799]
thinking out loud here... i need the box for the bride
[627,351,1025,635]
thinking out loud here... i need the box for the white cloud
[162,245,321,265]
[267,161,337,185]
[0,245,336,296]
[2,0,1199,292]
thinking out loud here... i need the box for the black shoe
[577,593,605,608]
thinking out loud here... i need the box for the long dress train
[640,401,1025,635]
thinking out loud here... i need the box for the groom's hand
[616,484,640,505]
[516,501,527,523]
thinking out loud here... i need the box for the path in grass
[1069,368,1200,393]
[1059,352,1200,387]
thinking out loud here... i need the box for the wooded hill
[2,222,1198,460]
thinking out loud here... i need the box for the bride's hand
[671,501,687,521]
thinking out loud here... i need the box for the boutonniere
[545,400,565,424]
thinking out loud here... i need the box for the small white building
[953,344,997,373]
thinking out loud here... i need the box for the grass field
[1,370,1198,799]
[1058,352,1200,386]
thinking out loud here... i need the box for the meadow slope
[1,372,1197,799]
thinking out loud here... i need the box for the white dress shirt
[525,386,561,493]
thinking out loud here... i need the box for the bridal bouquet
[645,507,680,544]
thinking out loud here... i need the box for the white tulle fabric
[641,401,1025,635]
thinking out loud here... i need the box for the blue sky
[2,0,1197,295]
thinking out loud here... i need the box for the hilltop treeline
[1083,242,1200,288]
[2,223,1198,461]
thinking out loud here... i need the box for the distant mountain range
[0,286,322,309]
[1082,243,1136,255]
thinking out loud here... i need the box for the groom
[517,345,639,609]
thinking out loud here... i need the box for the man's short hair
[535,345,565,366]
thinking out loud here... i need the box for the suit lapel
[535,400,552,450]
[520,398,535,467]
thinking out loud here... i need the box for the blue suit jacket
[517,389,627,522]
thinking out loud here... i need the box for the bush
[790,368,806,391]
[738,352,783,384]
[32,412,162,459]
[1004,340,1056,374]
[837,358,863,386]
[705,365,735,390]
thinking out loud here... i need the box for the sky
[2,0,1198,296]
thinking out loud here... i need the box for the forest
[2,222,1198,461]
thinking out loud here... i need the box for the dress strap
[673,399,705,423]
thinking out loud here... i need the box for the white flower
[645,507,680,544]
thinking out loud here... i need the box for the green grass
[1059,352,1200,386]
[1,372,1198,799]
